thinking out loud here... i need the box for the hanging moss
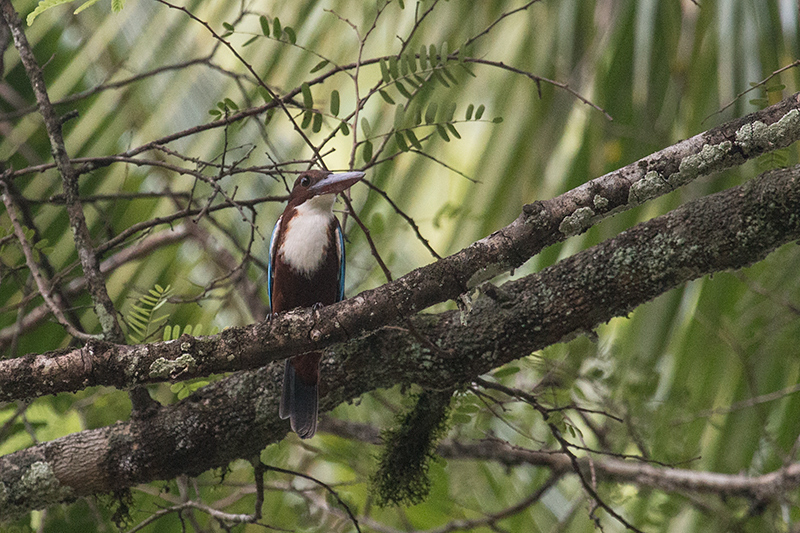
[371,389,453,507]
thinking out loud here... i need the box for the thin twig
[1,178,97,341]
[1,0,125,343]
[263,463,362,533]
[362,180,441,260]
[704,59,800,124]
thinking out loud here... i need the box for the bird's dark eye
[300,176,311,187]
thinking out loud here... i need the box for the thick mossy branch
[371,389,453,507]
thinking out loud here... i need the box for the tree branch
[1,162,799,516]
[0,177,93,341]
[1,94,799,400]
[1,0,124,343]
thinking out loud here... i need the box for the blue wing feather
[267,216,282,310]
[335,219,345,302]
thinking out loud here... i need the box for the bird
[268,169,365,438]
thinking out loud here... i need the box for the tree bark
[2,95,799,402]
[1,163,799,517]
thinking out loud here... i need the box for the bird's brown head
[287,170,365,207]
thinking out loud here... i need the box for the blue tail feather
[279,361,318,439]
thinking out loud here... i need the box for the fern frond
[124,284,173,343]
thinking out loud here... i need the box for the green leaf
[111,0,124,12]
[301,83,313,109]
[492,116,503,123]
[492,366,520,378]
[394,104,406,128]
[412,104,422,125]
[301,110,313,129]
[209,108,221,117]
[401,54,410,76]
[361,117,372,138]
[388,56,400,80]
[432,69,450,88]
[441,66,458,85]
[310,60,329,73]
[440,41,449,64]
[475,104,485,120]
[259,15,270,36]
[223,98,238,111]
[222,22,235,32]
[406,52,417,73]
[362,140,373,163]
[459,62,477,77]
[465,103,474,121]
[450,413,472,425]
[425,102,438,125]
[242,35,259,47]
[163,325,173,342]
[330,90,340,116]
[429,44,437,64]
[312,112,322,133]
[405,129,422,149]
[395,80,412,99]
[284,26,296,44]
[419,44,428,70]
[339,122,350,136]
[436,124,450,142]
[380,58,392,84]
[272,17,282,38]
[395,131,409,152]
[446,123,461,139]
[457,403,480,414]
[378,89,396,105]
[72,0,104,16]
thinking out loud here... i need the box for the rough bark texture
[2,95,800,402]
[1,164,799,517]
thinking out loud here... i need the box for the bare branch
[1,0,124,343]
[1,163,799,517]
[1,177,95,341]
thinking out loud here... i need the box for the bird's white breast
[279,195,336,278]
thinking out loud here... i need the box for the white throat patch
[279,195,337,278]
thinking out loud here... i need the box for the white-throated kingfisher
[268,169,365,438]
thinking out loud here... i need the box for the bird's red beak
[309,171,365,196]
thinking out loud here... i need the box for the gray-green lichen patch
[126,346,149,379]
[149,353,197,379]
[628,171,670,205]
[559,206,595,236]
[670,141,733,188]
[593,195,609,210]
[1,461,74,517]
[94,303,118,340]
[735,109,800,153]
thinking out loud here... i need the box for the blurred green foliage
[1,0,800,531]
